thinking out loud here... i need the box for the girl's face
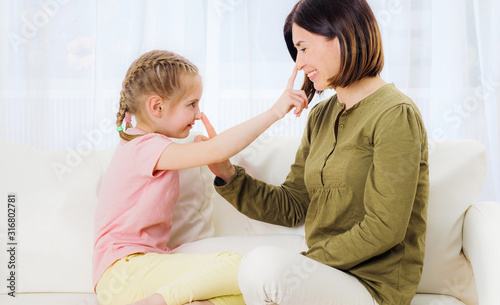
[292,23,341,91]
[160,74,203,139]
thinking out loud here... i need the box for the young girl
[92,50,308,305]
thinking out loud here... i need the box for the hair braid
[116,94,138,142]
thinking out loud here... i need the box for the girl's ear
[146,95,165,118]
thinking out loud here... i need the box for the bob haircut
[284,0,384,102]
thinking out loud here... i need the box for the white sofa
[0,136,499,305]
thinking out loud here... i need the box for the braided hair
[116,50,199,141]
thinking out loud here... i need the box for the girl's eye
[300,48,306,53]
[189,102,196,107]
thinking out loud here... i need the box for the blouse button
[340,124,344,128]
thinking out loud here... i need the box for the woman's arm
[155,67,308,171]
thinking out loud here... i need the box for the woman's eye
[300,48,306,53]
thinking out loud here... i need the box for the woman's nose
[295,53,306,71]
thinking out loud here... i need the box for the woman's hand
[270,66,309,119]
[195,113,237,182]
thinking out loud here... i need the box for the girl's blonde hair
[116,50,199,141]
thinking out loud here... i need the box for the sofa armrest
[463,201,500,305]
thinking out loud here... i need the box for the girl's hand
[195,113,237,182]
[270,66,309,119]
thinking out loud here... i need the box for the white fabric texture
[416,140,487,305]
[0,0,498,202]
[167,134,216,249]
[238,246,379,305]
[171,234,307,256]
[463,202,500,305]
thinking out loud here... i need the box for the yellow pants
[95,252,245,305]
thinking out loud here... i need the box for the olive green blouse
[215,83,429,305]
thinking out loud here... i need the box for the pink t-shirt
[92,128,178,288]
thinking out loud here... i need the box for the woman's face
[292,23,341,91]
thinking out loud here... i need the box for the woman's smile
[306,69,318,81]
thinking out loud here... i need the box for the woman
[205,0,429,304]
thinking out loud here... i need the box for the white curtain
[1,0,498,201]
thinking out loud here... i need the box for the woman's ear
[146,95,165,118]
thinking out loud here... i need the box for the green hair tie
[116,126,124,132]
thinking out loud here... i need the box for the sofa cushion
[0,140,108,293]
[0,137,214,294]
[411,294,465,305]
[417,140,486,305]
[167,164,215,249]
[167,134,215,249]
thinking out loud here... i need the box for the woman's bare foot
[129,293,166,305]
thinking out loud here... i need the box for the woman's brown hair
[284,0,384,102]
[116,50,199,141]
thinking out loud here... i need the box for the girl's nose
[194,108,202,120]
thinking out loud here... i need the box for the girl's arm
[155,67,308,171]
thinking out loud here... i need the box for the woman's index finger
[287,66,299,90]
[201,112,217,139]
